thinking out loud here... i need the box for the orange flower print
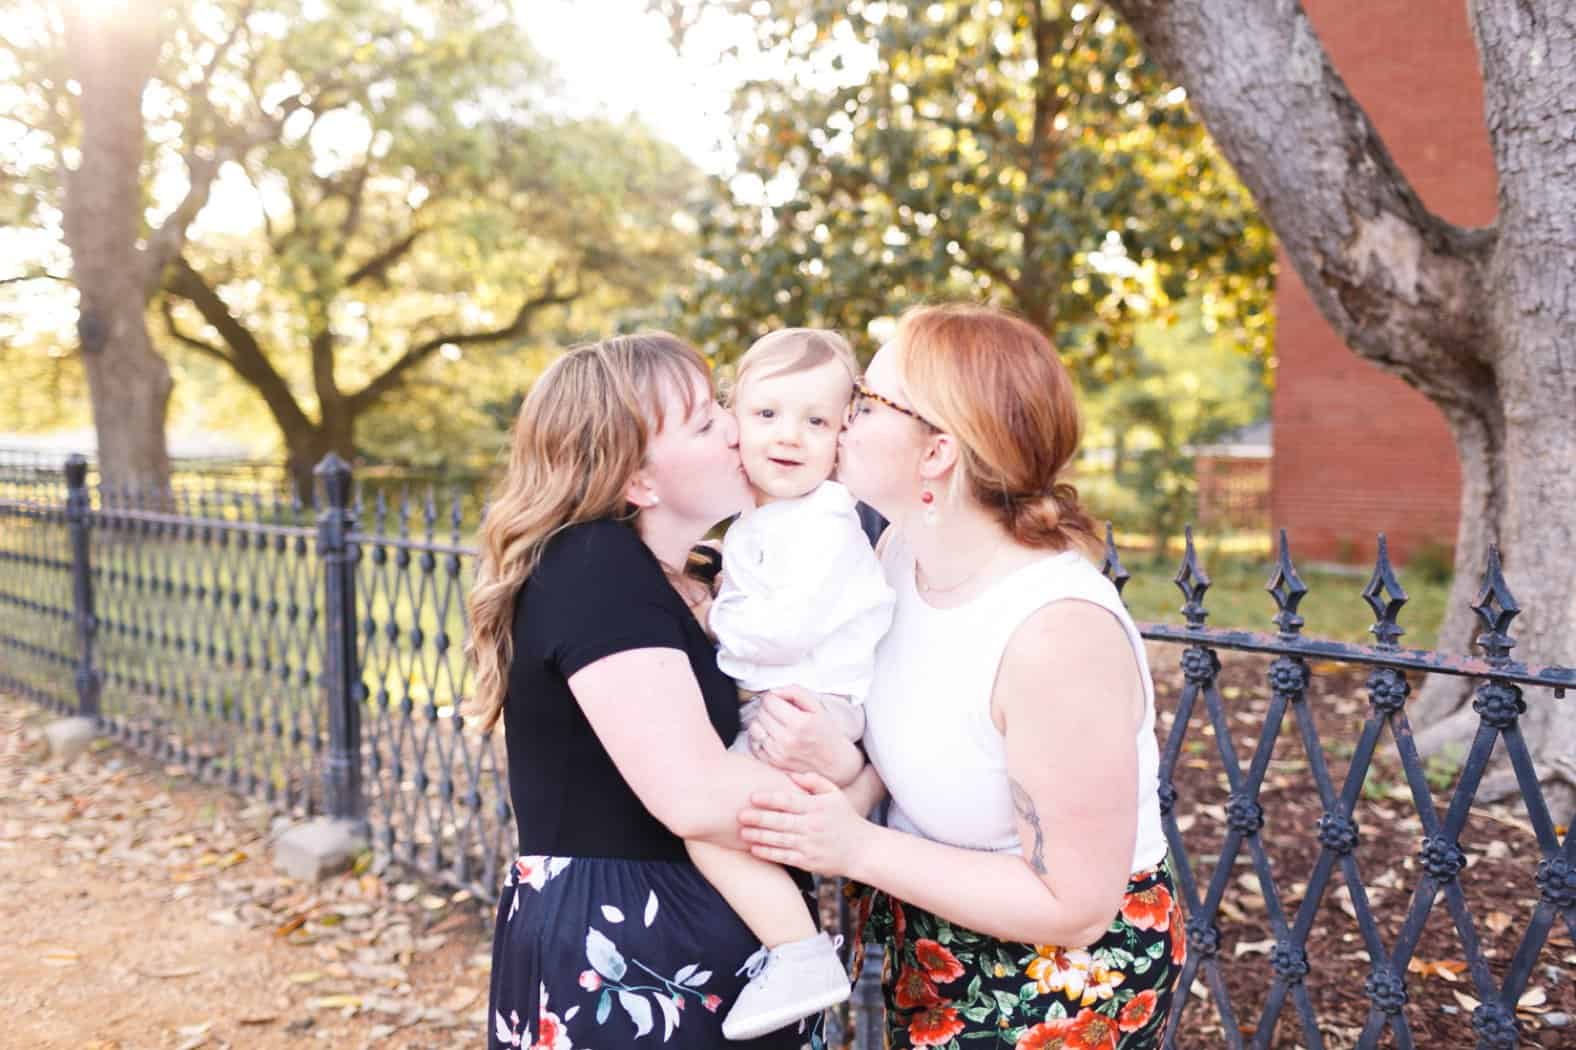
[1026,946,1094,998]
[1119,883,1174,932]
[1118,989,1158,1033]
[1169,900,1187,965]
[1015,1018,1073,1050]
[907,1003,965,1047]
[894,963,942,1009]
[893,900,907,951]
[1061,1008,1119,1050]
[1081,963,1126,1006]
[913,939,965,984]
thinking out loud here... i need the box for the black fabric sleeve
[530,521,689,679]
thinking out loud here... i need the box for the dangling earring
[649,494,661,507]
[921,488,938,527]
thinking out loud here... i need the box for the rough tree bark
[57,2,228,494]
[1105,0,1576,817]
[60,4,172,494]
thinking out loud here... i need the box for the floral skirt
[489,854,825,1050]
[850,865,1185,1050]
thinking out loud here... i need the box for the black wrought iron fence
[2,453,1573,1049]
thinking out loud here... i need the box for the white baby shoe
[721,932,850,1041]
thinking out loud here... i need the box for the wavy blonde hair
[466,333,710,733]
[895,303,1101,558]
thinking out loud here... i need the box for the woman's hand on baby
[749,687,862,782]
[739,770,871,878]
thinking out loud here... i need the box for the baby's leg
[686,838,816,948]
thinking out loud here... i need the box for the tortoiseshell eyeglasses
[847,379,941,431]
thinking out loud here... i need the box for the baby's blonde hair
[729,328,858,404]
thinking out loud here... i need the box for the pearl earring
[921,488,938,527]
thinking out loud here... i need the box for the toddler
[690,329,895,1040]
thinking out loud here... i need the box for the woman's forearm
[678,750,802,849]
[849,823,1121,948]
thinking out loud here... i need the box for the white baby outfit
[711,481,896,750]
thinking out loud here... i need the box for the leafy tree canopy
[654,0,1273,380]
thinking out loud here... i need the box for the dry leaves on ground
[0,694,493,1049]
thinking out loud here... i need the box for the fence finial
[1174,525,1211,628]
[1362,533,1409,649]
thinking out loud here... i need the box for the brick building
[1270,1,1496,565]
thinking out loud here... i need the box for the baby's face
[733,360,852,504]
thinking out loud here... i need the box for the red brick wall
[1271,1,1497,565]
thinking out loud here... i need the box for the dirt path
[0,694,494,1050]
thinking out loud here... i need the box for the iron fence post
[316,453,364,822]
[64,454,100,719]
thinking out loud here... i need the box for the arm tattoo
[1010,777,1049,875]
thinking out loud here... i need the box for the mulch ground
[1149,648,1573,1048]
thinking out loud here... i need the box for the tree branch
[310,326,338,407]
[159,296,233,364]
[139,2,257,294]
[163,256,315,434]
[141,149,224,294]
[348,281,581,412]
[1107,0,1493,405]
[0,271,71,287]
[345,228,426,287]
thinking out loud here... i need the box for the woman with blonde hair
[468,333,869,1050]
[739,304,1185,1048]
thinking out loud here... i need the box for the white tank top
[861,529,1168,873]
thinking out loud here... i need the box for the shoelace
[736,945,771,980]
[734,935,846,982]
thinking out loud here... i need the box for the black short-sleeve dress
[488,519,819,1050]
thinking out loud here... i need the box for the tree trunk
[284,416,357,507]
[1107,0,1576,817]
[60,4,173,494]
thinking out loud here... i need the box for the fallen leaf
[1517,987,1548,1011]
[392,883,419,903]
[307,994,363,1011]
[238,1015,277,1026]
[42,947,80,967]
[1407,958,1468,982]
[1486,911,1514,934]
[139,964,201,979]
[274,913,308,937]
[1453,990,1481,1011]
[287,970,326,985]
[1233,938,1275,958]
[420,894,447,911]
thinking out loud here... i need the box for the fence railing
[2,454,1572,1050]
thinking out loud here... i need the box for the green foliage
[652,0,1273,374]
[155,0,702,472]
[2,1,702,472]
[1076,304,1268,540]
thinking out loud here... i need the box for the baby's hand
[748,687,863,784]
